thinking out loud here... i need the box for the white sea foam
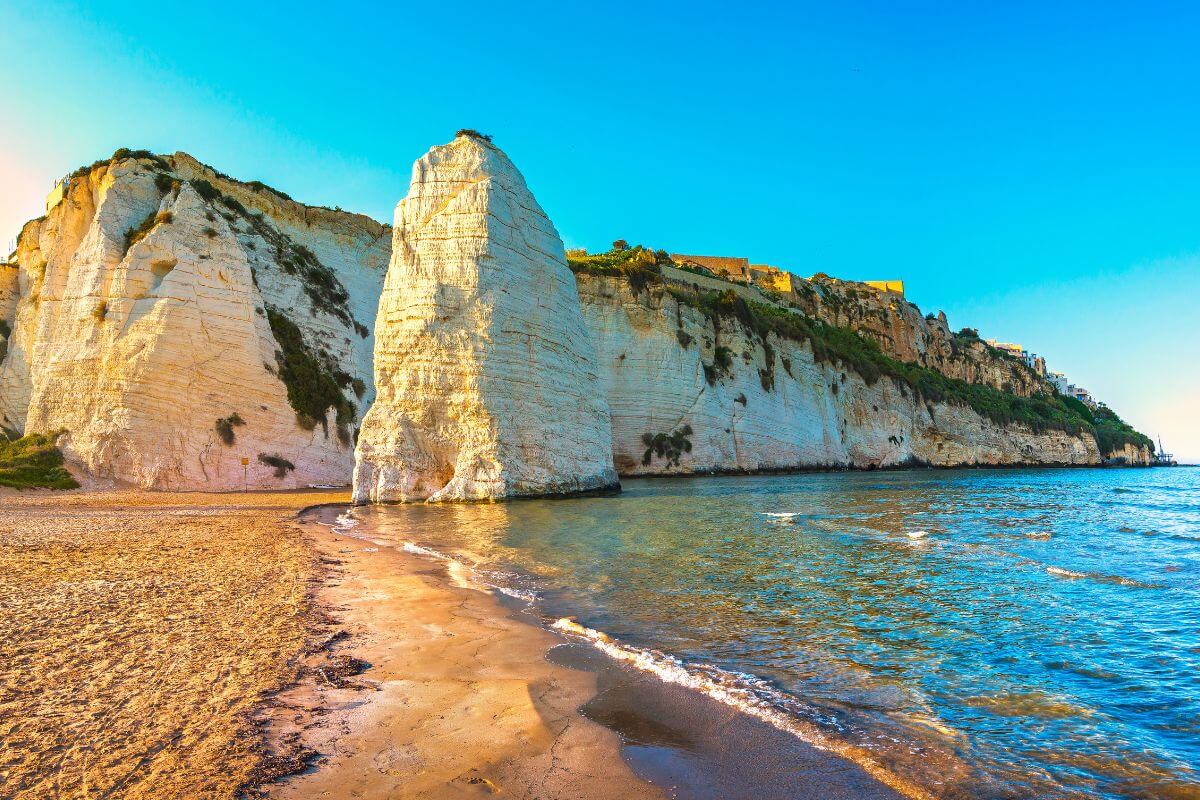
[1046,566,1087,579]
[550,617,931,799]
[493,585,539,603]
[906,530,929,539]
[402,541,454,560]
[332,511,360,535]
[760,511,801,518]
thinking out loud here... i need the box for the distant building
[1048,371,1070,395]
[46,177,70,213]
[670,254,752,284]
[1068,385,1097,408]
[748,264,794,295]
[987,340,1048,377]
[863,280,905,296]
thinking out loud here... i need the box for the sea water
[340,467,1200,799]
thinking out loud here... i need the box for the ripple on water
[346,468,1200,800]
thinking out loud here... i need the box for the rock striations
[351,134,618,503]
[0,151,388,489]
[575,275,1106,473]
[0,140,1151,494]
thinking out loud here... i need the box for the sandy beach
[0,490,661,800]
[1,489,910,800]
[264,513,661,800]
[0,489,346,799]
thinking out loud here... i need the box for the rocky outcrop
[1104,442,1153,466]
[795,276,1049,397]
[1,144,1148,493]
[577,275,1101,473]
[352,134,617,503]
[0,151,388,488]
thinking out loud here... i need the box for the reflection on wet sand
[346,467,1200,799]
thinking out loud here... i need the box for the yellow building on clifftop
[864,280,905,296]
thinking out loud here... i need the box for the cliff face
[0,151,388,488]
[796,276,1049,397]
[352,135,617,503]
[1,144,1150,492]
[577,275,1102,473]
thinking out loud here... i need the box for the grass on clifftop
[0,432,79,490]
[566,244,670,295]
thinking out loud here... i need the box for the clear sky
[2,1,1197,461]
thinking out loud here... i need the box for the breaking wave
[551,617,936,800]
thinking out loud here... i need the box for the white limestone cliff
[353,134,618,503]
[0,151,388,488]
[575,275,1110,472]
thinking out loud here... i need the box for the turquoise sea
[335,467,1200,799]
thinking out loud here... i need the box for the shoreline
[273,505,913,800]
[264,508,665,799]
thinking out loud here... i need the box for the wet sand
[276,508,907,800]
[2,489,910,800]
[265,516,663,800]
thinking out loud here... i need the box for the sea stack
[352,132,618,503]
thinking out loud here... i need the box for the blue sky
[2,1,1197,460]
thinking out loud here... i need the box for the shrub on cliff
[0,431,79,490]
[189,179,222,203]
[214,413,246,446]
[456,128,493,142]
[266,308,356,432]
[670,285,1108,439]
[1091,405,1154,455]
[123,209,173,253]
[642,425,694,467]
[257,453,295,478]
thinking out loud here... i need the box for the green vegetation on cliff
[1060,395,1152,455]
[567,244,668,295]
[0,432,79,490]
[266,308,356,434]
[669,287,1147,449]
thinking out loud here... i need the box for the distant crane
[1154,435,1177,466]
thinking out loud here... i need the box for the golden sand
[0,489,343,800]
[0,490,661,800]
[265,519,662,799]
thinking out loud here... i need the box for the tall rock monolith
[352,133,618,503]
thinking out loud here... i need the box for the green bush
[189,179,222,203]
[0,431,79,489]
[124,209,162,253]
[266,308,356,433]
[214,412,246,446]
[1091,405,1154,455]
[641,425,693,467]
[456,128,493,142]
[567,245,669,295]
[244,180,294,202]
[670,287,1119,440]
[257,453,295,478]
